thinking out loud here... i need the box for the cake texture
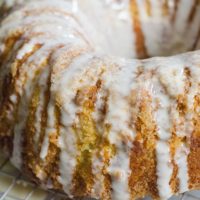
[0,0,200,199]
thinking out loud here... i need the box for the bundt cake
[1,0,200,199]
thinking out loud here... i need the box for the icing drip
[175,145,189,193]
[104,61,138,200]
[156,141,173,199]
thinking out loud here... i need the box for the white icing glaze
[104,60,138,143]
[108,149,131,200]
[156,141,173,199]
[157,57,185,98]
[55,53,110,196]
[143,59,173,199]
[1,0,200,199]
[58,134,76,198]
[33,68,49,149]
[103,60,139,200]
[175,145,189,193]
[77,0,135,58]
[11,48,52,168]
[40,99,55,160]
[56,53,95,196]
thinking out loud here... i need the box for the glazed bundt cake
[1,0,200,199]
